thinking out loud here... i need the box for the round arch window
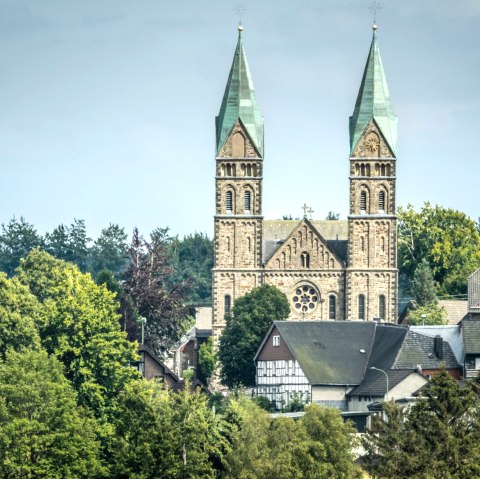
[292,284,320,313]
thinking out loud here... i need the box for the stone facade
[211,31,398,344]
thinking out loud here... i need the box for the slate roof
[410,325,463,364]
[270,321,376,385]
[438,300,468,324]
[462,319,480,354]
[394,329,462,370]
[262,220,348,264]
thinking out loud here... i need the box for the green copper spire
[349,27,398,155]
[216,27,264,156]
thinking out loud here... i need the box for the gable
[256,325,294,361]
[351,119,395,159]
[265,219,344,270]
[217,119,262,159]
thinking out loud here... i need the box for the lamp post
[140,317,147,345]
[369,366,389,401]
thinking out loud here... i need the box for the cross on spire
[369,1,382,27]
[234,2,247,27]
[308,207,314,220]
[302,203,309,218]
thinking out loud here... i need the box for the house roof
[410,325,464,364]
[138,345,180,382]
[438,300,468,324]
[462,319,480,354]
[394,329,462,370]
[262,220,348,263]
[268,321,377,385]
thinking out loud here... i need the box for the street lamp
[140,317,147,345]
[369,366,389,401]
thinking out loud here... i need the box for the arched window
[360,191,367,212]
[301,252,310,268]
[378,191,385,212]
[244,190,251,213]
[360,164,366,176]
[329,295,336,320]
[366,164,371,176]
[246,164,252,176]
[232,132,246,157]
[226,164,232,176]
[224,295,231,315]
[226,191,233,213]
[358,294,366,320]
[379,295,386,320]
[380,164,386,176]
[253,164,258,176]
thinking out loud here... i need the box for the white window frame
[273,335,280,347]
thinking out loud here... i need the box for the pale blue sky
[0,0,478,239]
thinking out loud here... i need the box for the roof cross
[302,203,309,218]
[308,207,314,220]
[234,2,247,27]
[369,1,382,26]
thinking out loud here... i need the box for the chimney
[434,335,443,360]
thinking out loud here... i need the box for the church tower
[346,25,398,322]
[212,26,264,344]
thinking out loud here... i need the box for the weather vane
[369,1,382,27]
[234,2,247,28]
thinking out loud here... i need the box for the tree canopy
[219,284,290,388]
[398,202,480,296]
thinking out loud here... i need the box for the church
[212,24,398,343]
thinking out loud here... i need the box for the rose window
[292,285,319,313]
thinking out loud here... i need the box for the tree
[408,303,447,326]
[89,223,128,278]
[110,380,228,479]
[0,216,43,276]
[326,211,340,220]
[44,219,91,271]
[0,273,41,359]
[410,258,437,306]
[16,249,139,418]
[169,233,214,306]
[0,349,104,479]
[219,284,290,388]
[398,203,480,295]
[123,227,191,356]
[363,371,480,478]
[198,337,217,384]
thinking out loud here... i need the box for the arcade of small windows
[376,163,392,176]
[328,295,336,320]
[300,252,310,268]
[358,294,366,320]
[241,163,258,177]
[292,285,319,314]
[356,163,371,176]
[221,163,236,177]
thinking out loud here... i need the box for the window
[329,295,336,319]
[273,335,280,347]
[358,294,366,320]
[379,295,386,320]
[244,190,251,212]
[301,252,310,268]
[292,285,319,313]
[224,295,231,315]
[378,191,385,212]
[360,191,367,212]
[226,191,233,213]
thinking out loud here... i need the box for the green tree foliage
[219,284,290,388]
[326,211,340,220]
[0,216,43,276]
[363,371,480,478]
[44,218,91,271]
[411,258,437,306]
[170,233,213,306]
[89,223,128,278]
[0,349,104,478]
[110,380,228,479]
[16,249,139,418]
[123,227,191,356]
[408,303,447,325]
[224,399,362,479]
[198,337,217,384]
[0,273,41,358]
[398,203,480,295]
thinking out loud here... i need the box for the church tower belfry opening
[212,26,264,345]
[346,24,398,322]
